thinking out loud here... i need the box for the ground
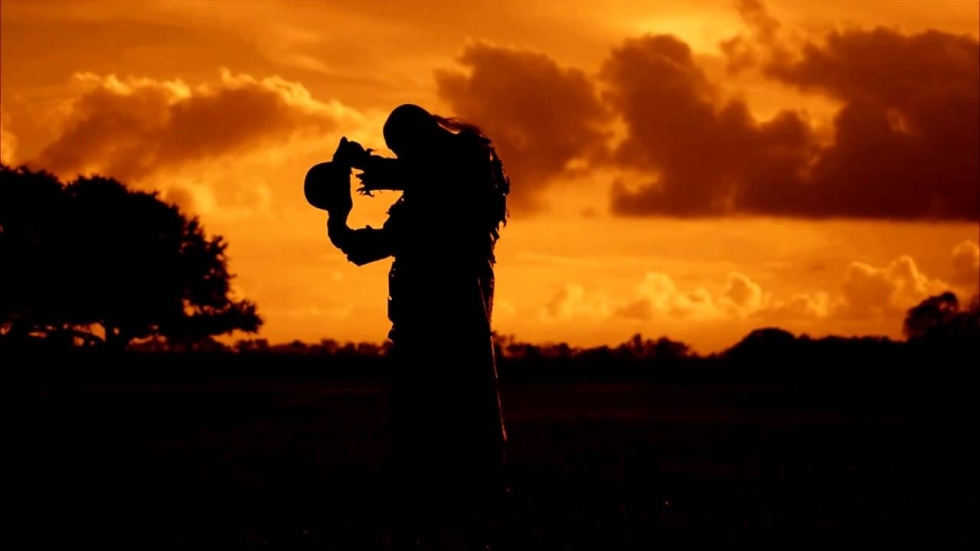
[20,355,971,549]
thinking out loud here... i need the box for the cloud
[539,284,612,321]
[719,0,789,74]
[0,107,16,165]
[732,0,780,45]
[598,34,819,217]
[584,0,980,221]
[427,8,977,222]
[625,271,768,320]
[769,245,971,322]
[616,272,719,320]
[765,292,833,321]
[435,40,613,213]
[598,5,978,221]
[718,271,764,316]
[951,240,979,289]
[18,3,977,223]
[541,270,772,323]
[29,69,369,211]
[839,255,949,318]
[763,26,979,221]
[538,245,972,328]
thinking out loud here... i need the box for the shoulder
[449,130,489,159]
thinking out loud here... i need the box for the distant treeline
[8,323,977,380]
[6,291,977,358]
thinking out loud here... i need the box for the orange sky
[1,0,978,353]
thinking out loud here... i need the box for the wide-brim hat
[304,161,351,211]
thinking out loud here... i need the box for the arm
[327,211,394,266]
[321,137,395,266]
[355,155,406,193]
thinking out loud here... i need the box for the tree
[903,291,980,343]
[0,165,72,339]
[723,327,797,363]
[902,291,959,340]
[0,164,262,349]
[616,333,691,360]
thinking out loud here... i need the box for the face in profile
[383,104,444,160]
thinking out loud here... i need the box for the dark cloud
[432,23,978,221]
[601,22,979,221]
[599,34,817,217]
[435,40,612,213]
[33,69,344,184]
[719,0,787,74]
[23,3,977,223]
[733,0,781,45]
[763,26,979,220]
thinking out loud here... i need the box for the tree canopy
[903,291,980,344]
[0,163,261,349]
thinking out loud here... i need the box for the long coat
[325,141,509,506]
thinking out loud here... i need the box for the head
[383,104,448,159]
[383,103,510,238]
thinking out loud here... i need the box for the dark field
[21,354,972,549]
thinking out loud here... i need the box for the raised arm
[313,137,397,266]
[327,212,394,266]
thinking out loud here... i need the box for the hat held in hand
[304,161,352,212]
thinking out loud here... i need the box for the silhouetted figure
[306,104,511,548]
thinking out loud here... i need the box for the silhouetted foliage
[231,338,391,357]
[0,163,261,349]
[490,332,692,363]
[618,333,692,360]
[722,330,906,377]
[724,327,798,363]
[903,291,980,344]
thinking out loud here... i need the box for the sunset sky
[1,0,977,353]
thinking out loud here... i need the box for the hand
[354,170,379,191]
[333,137,370,168]
[355,157,404,193]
